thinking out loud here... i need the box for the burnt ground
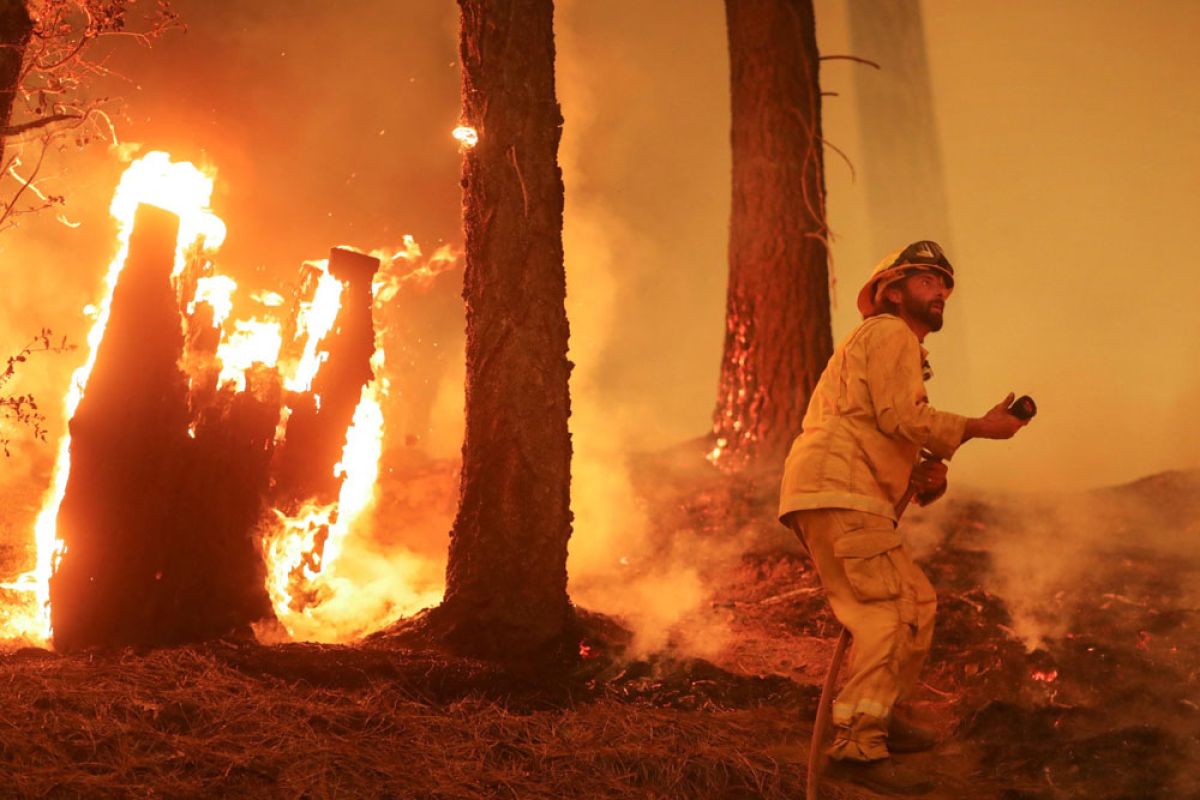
[1,454,1198,799]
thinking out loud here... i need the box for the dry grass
[0,642,837,800]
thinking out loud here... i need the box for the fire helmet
[856,240,955,318]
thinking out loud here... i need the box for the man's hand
[963,392,1029,442]
[911,457,948,504]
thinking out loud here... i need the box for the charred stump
[50,205,276,650]
[710,0,833,472]
[51,206,194,650]
[271,247,380,509]
[416,0,575,664]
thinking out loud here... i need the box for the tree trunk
[0,0,32,167]
[432,0,574,662]
[711,0,833,473]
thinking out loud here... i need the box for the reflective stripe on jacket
[779,314,966,522]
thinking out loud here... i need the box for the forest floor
[1,450,1198,799]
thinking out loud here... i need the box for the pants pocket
[832,519,904,604]
[840,550,902,602]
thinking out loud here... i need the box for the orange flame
[282,262,343,394]
[263,379,439,642]
[215,319,284,392]
[1,152,224,645]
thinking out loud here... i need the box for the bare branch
[820,137,857,183]
[0,112,83,137]
[0,142,51,231]
[819,54,882,69]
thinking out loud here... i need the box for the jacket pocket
[833,526,904,603]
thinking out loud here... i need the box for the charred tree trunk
[0,0,32,167]
[272,247,380,510]
[710,0,833,473]
[429,0,574,663]
[51,206,193,650]
[51,206,276,650]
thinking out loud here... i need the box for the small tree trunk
[0,0,32,167]
[711,0,833,473]
[432,0,574,662]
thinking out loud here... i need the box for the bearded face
[888,270,948,332]
[902,286,944,332]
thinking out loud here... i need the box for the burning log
[271,247,380,510]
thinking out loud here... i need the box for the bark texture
[0,0,32,167]
[712,0,833,472]
[435,0,574,662]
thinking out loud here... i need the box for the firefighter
[779,240,1027,795]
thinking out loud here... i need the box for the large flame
[1,152,224,644]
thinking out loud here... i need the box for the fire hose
[805,395,1037,799]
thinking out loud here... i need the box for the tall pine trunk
[711,0,832,472]
[0,0,32,168]
[433,0,573,662]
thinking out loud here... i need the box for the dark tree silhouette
[417,0,574,663]
[710,0,833,473]
[0,0,32,171]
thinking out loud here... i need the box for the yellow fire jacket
[778,314,967,523]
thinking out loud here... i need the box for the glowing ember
[705,436,728,465]
[1,152,224,644]
[579,641,598,659]
[215,319,284,391]
[1031,668,1059,683]
[452,125,478,149]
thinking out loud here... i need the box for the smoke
[904,471,1200,653]
[554,0,739,659]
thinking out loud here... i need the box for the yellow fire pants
[786,508,936,761]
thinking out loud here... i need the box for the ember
[1031,668,1059,683]
[452,125,478,149]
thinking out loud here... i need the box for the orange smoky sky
[2,0,1197,496]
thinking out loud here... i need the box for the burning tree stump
[51,205,194,650]
[51,205,277,650]
[272,247,380,509]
